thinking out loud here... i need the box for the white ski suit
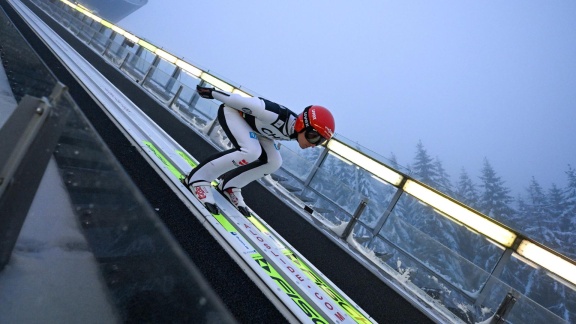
[188,90,298,190]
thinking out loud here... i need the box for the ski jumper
[188,90,298,190]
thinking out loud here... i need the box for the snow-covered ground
[0,65,118,323]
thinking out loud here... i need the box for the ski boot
[218,184,251,217]
[182,177,219,214]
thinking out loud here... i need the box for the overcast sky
[119,1,576,195]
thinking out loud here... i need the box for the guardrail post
[340,198,368,239]
[168,85,184,108]
[188,79,207,108]
[0,84,69,271]
[371,182,406,236]
[141,55,160,87]
[165,65,181,92]
[119,52,130,70]
[490,291,519,324]
[303,145,330,187]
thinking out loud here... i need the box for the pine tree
[514,195,529,231]
[388,153,400,170]
[564,165,576,230]
[321,153,358,212]
[432,157,453,195]
[547,184,566,230]
[386,154,417,226]
[562,165,576,260]
[526,177,548,223]
[547,183,575,260]
[455,168,480,209]
[478,158,515,223]
[412,140,438,186]
[524,177,556,246]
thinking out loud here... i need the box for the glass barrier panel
[54,6,71,27]
[334,135,508,233]
[65,14,80,33]
[321,152,398,228]
[142,66,172,103]
[118,36,141,58]
[81,16,94,27]
[307,189,353,226]
[99,25,113,39]
[88,28,109,53]
[503,293,568,324]
[177,78,200,103]
[155,59,177,80]
[121,53,150,82]
[33,0,51,13]
[275,143,395,227]
[134,46,157,68]
[378,212,494,295]
[357,176,398,228]
[207,124,235,151]
[187,94,220,123]
[59,1,74,16]
[498,253,575,322]
[202,69,241,93]
[267,169,350,228]
[104,39,130,67]
[147,65,184,101]
[77,21,97,44]
[350,222,563,323]
[474,272,568,324]
[272,167,308,193]
[274,144,359,226]
[172,86,214,128]
[384,193,504,272]
[177,70,201,90]
[165,79,185,105]
[121,48,153,77]
[277,140,321,182]
[308,152,378,218]
[351,222,484,323]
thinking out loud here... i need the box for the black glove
[196,85,215,99]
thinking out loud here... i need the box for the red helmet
[294,105,335,143]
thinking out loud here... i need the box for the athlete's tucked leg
[217,137,282,216]
[184,105,262,207]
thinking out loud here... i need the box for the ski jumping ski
[143,140,374,324]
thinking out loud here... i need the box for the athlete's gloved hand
[196,85,215,99]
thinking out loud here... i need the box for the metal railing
[24,0,576,322]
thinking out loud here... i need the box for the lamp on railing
[155,49,177,64]
[516,240,576,287]
[199,73,234,92]
[176,60,202,78]
[402,179,517,248]
[326,139,404,186]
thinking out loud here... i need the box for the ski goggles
[304,128,327,145]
